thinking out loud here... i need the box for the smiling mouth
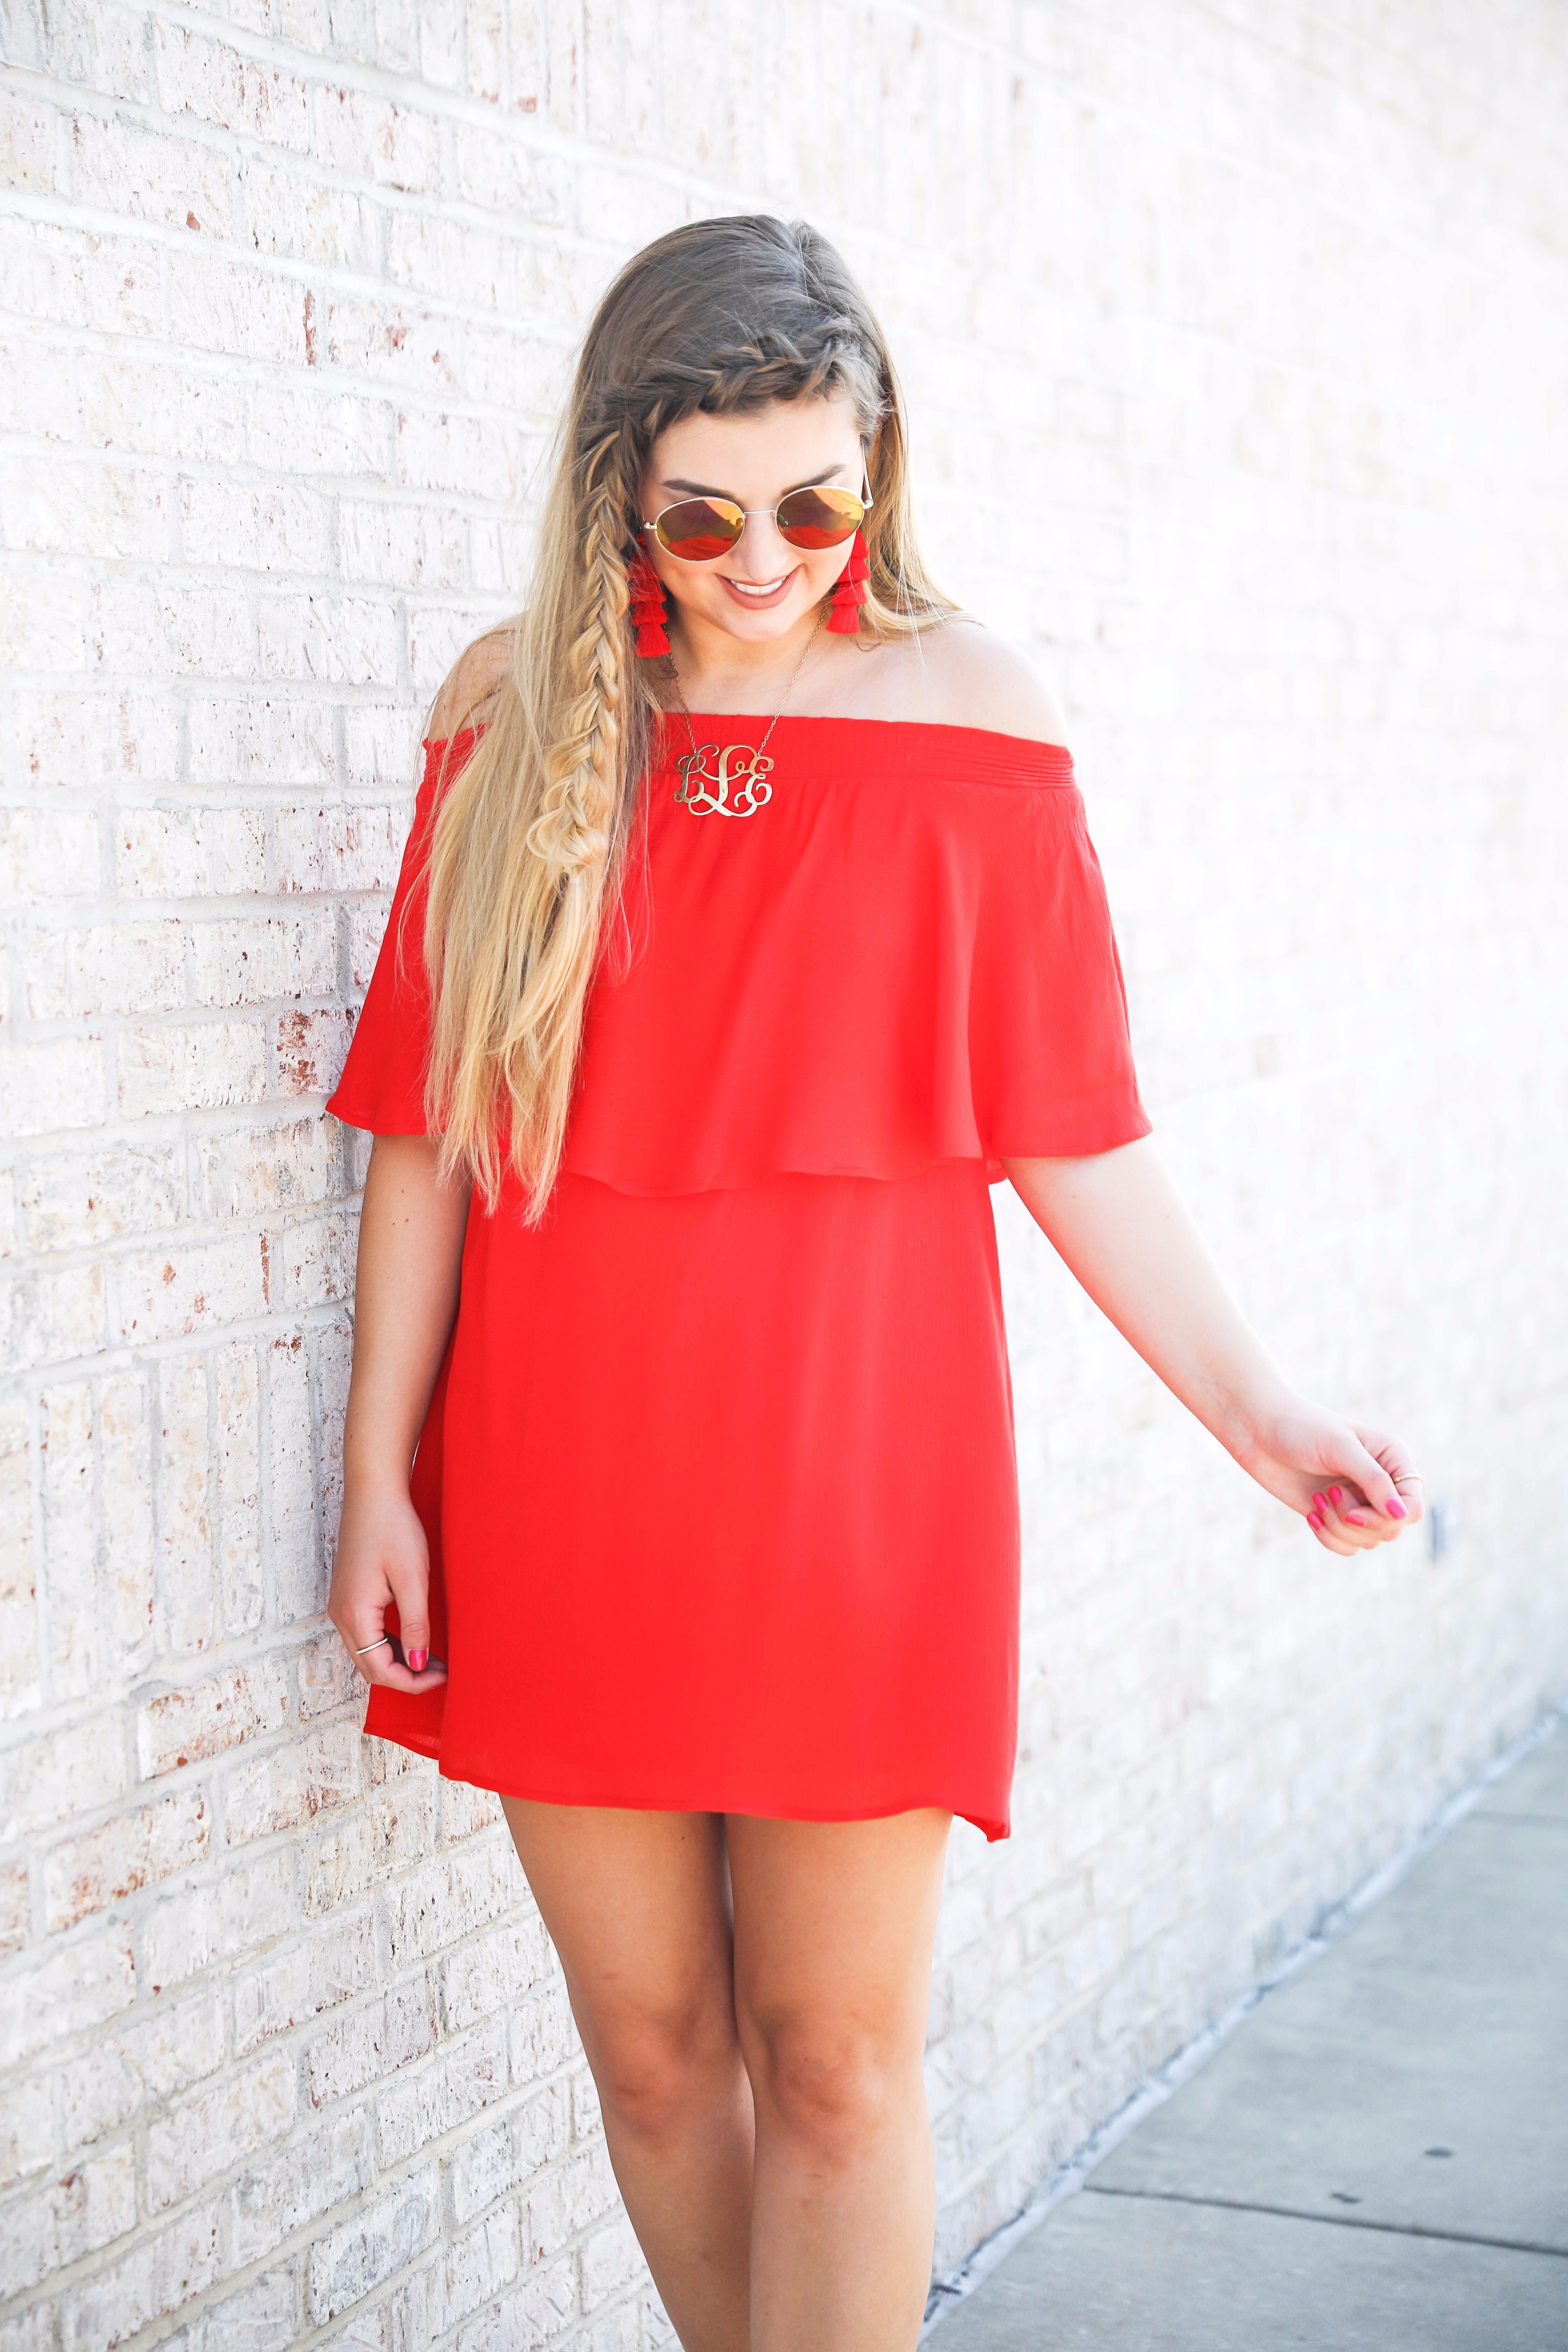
[720,570,799,606]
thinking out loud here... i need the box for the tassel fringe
[627,545,671,658]
[826,531,871,633]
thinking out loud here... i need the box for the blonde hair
[422,214,955,1218]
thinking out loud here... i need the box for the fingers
[332,1593,446,1695]
[384,1556,440,1686]
[1258,1405,1425,1558]
[1307,1484,1389,1555]
[344,1625,402,1686]
[335,1608,434,1693]
[1334,1427,1423,1532]
[1305,1489,1357,1555]
[354,1630,446,1694]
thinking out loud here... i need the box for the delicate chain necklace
[664,606,825,819]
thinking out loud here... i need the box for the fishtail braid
[527,431,631,879]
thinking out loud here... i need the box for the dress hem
[360,1718,1009,1843]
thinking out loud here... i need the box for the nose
[729,510,794,581]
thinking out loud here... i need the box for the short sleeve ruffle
[325,732,474,1137]
[328,717,1150,1187]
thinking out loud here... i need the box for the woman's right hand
[328,1132,469,1693]
[329,1481,449,1692]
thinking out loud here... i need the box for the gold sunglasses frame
[642,470,875,564]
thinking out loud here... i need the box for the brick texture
[3,1,1567,2342]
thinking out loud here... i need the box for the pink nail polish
[1345,1511,1368,1526]
[1385,1498,1407,1520]
[1307,1511,1324,1532]
[1329,1487,1343,1506]
[1312,1492,1327,1513]
[407,1648,428,1672]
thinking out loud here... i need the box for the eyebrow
[657,461,854,498]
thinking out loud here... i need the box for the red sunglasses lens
[774,487,865,549]
[654,498,745,560]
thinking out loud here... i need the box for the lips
[719,569,799,611]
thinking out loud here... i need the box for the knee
[587,2001,741,2147]
[746,2008,918,2168]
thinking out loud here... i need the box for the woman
[326,216,1420,2351]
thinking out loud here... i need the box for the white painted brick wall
[2,1,1566,2343]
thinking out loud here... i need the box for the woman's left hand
[1238,1397,1424,1554]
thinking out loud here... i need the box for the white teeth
[729,578,785,596]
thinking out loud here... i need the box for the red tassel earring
[627,542,671,657]
[825,529,870,634]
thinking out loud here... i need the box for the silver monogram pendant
[673,743,774,818]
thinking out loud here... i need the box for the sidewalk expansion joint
[1082,2184,1568,2262]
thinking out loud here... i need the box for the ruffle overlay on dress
[327,716,1150,1191]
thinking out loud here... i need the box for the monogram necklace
[665,606,825,819]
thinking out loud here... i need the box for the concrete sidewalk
[933,1723,1568,2351]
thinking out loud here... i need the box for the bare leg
[501,1800,752,2352]
[729,1808,952,2352]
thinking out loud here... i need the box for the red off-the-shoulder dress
[326,715,1149,1841]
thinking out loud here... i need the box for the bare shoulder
[898,618,1070,746]
[428,625,516,741]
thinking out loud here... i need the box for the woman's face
[637,392,866,648]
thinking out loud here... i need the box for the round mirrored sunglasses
[644,480,872,564]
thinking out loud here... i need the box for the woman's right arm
[328,1133,470,1689]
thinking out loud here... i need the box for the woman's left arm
[1003,1136,1422,1553]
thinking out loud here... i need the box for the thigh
[727,1809,951,2045]
[502,1799,734,2053]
